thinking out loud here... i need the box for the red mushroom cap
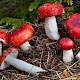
[9,24,33,47]
[38,3,64,19]
[0,32,8,44]
[0,47,16,64]
[64,13,80,39]
[58,38,74,50]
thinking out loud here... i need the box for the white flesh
[0,39,6,55]
[63,49,74,63]
[20,41,31,52]
[0,42,2,55]
[5,55,46,75]
[62,9,65,13]
[76,51,80,60]
[45,16,60,40]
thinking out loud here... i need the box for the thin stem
[63,49,74,63]
[5,54,46,75]
[20,41,31,52]
[0,42,2,55]
[45,16,60,40]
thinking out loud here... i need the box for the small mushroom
[38,3,64,40]
[0,32,8,55]
[0,47,46,75]
[58,38,74,63]
[64,13,80,43]
[9,24,33,52]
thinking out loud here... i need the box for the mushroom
[0,32,8,55]
[0,47,18,69]
[58,38,74,63]
[0,47,46,75]
[64,13,80,43]
[38,3,64,40]
[9,24,33,52]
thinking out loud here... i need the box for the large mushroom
[0,32,8,55]
[9,24,33,52]
[38,3,64,40]
[64,13,80,42]
[58,38,74,63]
[0,47,46,75]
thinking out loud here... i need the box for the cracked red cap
[10,24,33,47]
[0,32,8,44]
[38,3,64,19]
[58,38,74,50]
[64,13,80,39]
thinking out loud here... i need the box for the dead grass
[0,16,80,80]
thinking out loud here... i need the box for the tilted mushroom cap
[10,24,33,47]
[58,38,74,50]
[64,13,80,39]
[38,3,64,19]
[0,47,18,70]
[0,32,8,44]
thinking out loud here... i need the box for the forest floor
[0,16,80,80]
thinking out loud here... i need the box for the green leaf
[0,17,25,30]
[29,3,34,12]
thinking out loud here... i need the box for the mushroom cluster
[38,4,80,63]
[57,13,80,63]
[0,2,80,76]
[64,13,80,60]
[0,23,46,75]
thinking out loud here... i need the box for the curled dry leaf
[59,70,70,79]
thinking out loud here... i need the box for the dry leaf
[59,70,70,78]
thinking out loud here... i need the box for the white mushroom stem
[5,54,46,75]
[62,9,65,13]
[20,41,31,52]
[63,49,74,63]
[75,51,80,60]
[45,16,60,40]
[0,42,2,55]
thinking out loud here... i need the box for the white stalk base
[20,41,31,52]
[76,51,80,60]
[63,49,74,63]
[45,16,60,40]
[5,55,46,75]
[0,42,2,55]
